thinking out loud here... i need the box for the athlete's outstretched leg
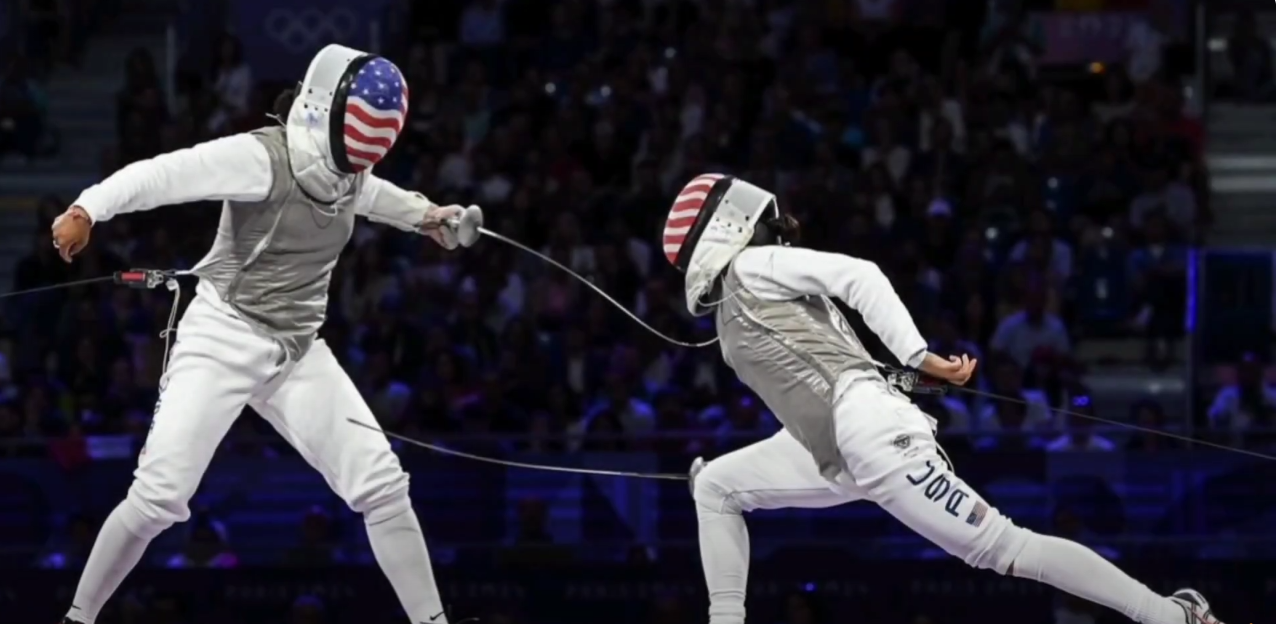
[252,339,448,624]
[66,301,274,624]
[691,429,859,624]
[835,383,1220,624]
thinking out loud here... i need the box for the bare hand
[920,353,978,386]
[51,205,93,263]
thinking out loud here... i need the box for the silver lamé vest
[191,126,358,360]
[716,262,883,481]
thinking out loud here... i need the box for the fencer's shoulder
[247,125,285,139]
[243,126,288,150]
[735,244,811,262]
[733,245,828,270]
[186,132,271,155]
[729,245,780,277]
[139,134,268,175]
[733,245,776,263]
[168,134,274,194]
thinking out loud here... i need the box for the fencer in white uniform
[52,45,469,624]
[660,173,1223,624]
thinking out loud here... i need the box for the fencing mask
[286,44,408,201]
[661,173,781,315]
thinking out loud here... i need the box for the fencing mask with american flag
[285,44,408,200]
[662,173,780,316]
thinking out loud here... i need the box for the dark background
[0,0,1275,623]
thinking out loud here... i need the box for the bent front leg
[691,429,858,624]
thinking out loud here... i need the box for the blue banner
[229,0,392,81]
[7,563,1271,624]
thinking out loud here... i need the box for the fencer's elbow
[848,257,889,282]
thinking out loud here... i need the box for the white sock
[366,507,448,624]
[697,508,751,624]
[66,503,155,624]
[1012,533,1186,624]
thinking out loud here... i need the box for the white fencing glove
[422,204,483,250]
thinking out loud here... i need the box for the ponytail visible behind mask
[750,213,801,247]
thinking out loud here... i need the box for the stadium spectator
[701,393,775,454]
[1125,399,1175,452]
[115,47,167,164]
[1207,352,1275,449]
[1093,72,1136,123]
[978,0,1041,86]
[459,0,505,49]
[1123,8,1167,85]
[284,507,347,567]
[1126,211,1188,366]
[21,0,71,72]
[36,512,97,569]
[165,512,238,569]
[457,371,525,437]
[1073,224,1131,334]
[651,387,698,455]
[1007,208,1073,287]
[1226,10,1273,102]
[989,282,1072,370]
[0,335,18,402]
[973,355,1053,450]
[1127,164,1196,238]
[917,391,974,438]
[1046,395,1117,452]
[862,118,912,185]
[205,34,253,135]
[573,372,655,452]
[927,309,982,367]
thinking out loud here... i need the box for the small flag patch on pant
[966,501,989,526]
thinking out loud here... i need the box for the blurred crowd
[5,0,1271,462]
[0,0,120,162]
[2,0,1269,166]
[0,5,1274,624]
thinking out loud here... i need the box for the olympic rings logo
[263,8,359,54]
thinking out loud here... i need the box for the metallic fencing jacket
[191,127,358,360]
[714,246,929,480]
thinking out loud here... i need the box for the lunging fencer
[661,174,1223,624]
[49,45,476,624]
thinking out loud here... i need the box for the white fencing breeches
[692,381,1024,624]
[121,292,411,537]
[691,379,1186,624]
[68,292,444,624]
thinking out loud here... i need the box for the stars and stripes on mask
[342,57,407,172]
[660,173,781,315]
[662,173,725,266]
[290,45,409,176]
